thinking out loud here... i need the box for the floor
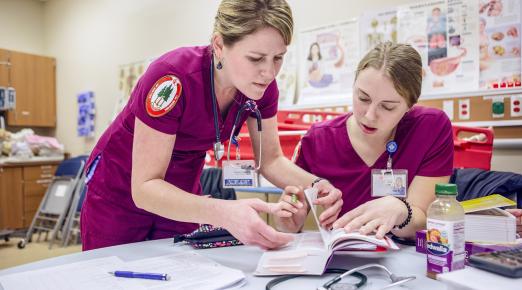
[0,231,82,270]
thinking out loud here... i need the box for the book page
[304,188,331,249]
[467,208,512,217]
[304,188,399,251]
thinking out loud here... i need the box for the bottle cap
[435,183,458,195]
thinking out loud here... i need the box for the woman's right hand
[270,186,309,233]
[218,198,294,250]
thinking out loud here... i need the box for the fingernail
[332,222,338,229]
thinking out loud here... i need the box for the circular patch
[145,75,182,117]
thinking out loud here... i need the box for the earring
[216,60,223,70]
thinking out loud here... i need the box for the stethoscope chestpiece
[213,142,225,161]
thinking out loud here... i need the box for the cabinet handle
[21,111,30,116]
[36,179,52,184]
[40,174,53,178]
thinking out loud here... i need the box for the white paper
[0,257,140,290]
[438,266,522,290]
[0,253,245,290]
[121,252,245,290]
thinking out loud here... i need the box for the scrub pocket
[85,154,101,183]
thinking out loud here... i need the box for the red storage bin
[452,125,494,170]
[207,110,494,171]
[205,132,303,167]
[277,110,343,131]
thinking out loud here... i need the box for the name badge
[371,169,408,198]
[222,160,258,188]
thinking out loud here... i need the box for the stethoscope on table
[266,263,416,290]
[210,55,263,167]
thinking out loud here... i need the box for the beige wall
[1,0,521,172]
[0,0,45,54]
[41,0,415,156]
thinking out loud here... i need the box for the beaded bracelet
[394,198,412,229]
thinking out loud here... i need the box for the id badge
[371,169,408,198]
[222,160,258,188]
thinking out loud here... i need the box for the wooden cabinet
[0,167,23,229]
[0,49,56,127]
[0,163,57,229]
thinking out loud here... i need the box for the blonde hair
[213,0,293,46]
[355,42,422,107]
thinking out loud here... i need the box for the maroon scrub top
[81,46,279,249]
[296,106,454,214]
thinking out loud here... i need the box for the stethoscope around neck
[210,54,263,169]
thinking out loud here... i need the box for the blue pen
[109,271,170,281]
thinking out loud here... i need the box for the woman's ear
[211,34,224,59]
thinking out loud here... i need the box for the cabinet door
[6,50,56,127]
[0,49,9,87]
[0,167,24,229]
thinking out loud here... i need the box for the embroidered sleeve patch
[145,75,182,117]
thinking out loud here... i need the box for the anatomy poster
[298,20,359,106]
[398,0,479,94]
[277,44,298,107]
[359,8,398,56]
[478,0,521,89]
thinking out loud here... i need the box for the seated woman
[272,41,454,239]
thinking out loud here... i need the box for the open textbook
[255,188,399,276]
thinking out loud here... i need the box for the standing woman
[274,42,454,239]
[81,0,343,251]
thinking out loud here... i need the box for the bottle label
[426,218,465,274]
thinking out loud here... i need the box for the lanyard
[210,55,263,167]
[385,140,398,171]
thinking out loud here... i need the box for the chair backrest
[40,177,78,214]
[55,155,89,177]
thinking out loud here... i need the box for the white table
[0,238,448,290]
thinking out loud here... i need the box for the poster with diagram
[297,20,359,106]
[277,44,298,107]
[478,0,521,89]
[112,60,151,121]
[359,8,398,57]
[398,0,479,95]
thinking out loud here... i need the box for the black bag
[173,224,242,249]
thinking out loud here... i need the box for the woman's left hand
[332,196,408,239]
[313,180,343,229]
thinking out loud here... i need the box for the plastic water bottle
[426,183,465,279]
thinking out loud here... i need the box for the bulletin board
[417,90,522,138]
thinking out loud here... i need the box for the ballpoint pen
[109,271,170,281]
